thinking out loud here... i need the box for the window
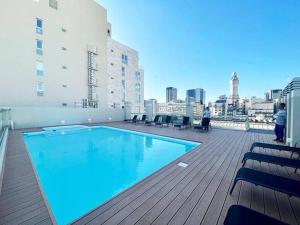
[36,81,44,96]
[36,60,44,76]
[122,80,125,89]
[135,83,141,92]
[136,94,141,103]
[36,39,43,55]
[135,71,141,81]
[121,66,125,76]
[49,0,58,10]
[62,47,67,51]
[121,54,128,64]
[62,65,67,69]
[61,28,67,32]
[36,18,43,34]
[111,91,114,94]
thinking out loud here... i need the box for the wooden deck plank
[0,131,54,225]
[199,129,250,225]
[1,122,299,225]
[153,131,245,225]
[116,132,232,225]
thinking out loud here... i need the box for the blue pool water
[23,126,199,225]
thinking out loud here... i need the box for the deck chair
[250,142,300,158]
[145,115,160,126]
[124,115,138,123]
[242,152,300,173]
[174,116,190,129]
[224,205,290,225]
[156,115,171,127]
[138,115,147,123]
[230,168,300,198]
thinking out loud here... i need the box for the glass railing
[0,108,11,138]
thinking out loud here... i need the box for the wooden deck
[0,122,300,225]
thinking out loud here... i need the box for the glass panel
[36,61,44,76]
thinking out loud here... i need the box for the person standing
[202,107,211,131]
[273,103,287,142]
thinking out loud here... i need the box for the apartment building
[107,38,144,114]
[0,0,110,108]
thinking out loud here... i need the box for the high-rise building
[186,88,206,105]
[166,87,177,103]
[144,99,157,120]
[228,72,239,105]
[265,92,270,101]
[107,38,144,114]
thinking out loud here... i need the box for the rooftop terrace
[0,122,299,225]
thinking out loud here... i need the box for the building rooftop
[1,123,299,225]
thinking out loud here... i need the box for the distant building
[186,88,206,105]
[107,38,144,114]
[269,89,282,101]
[157,102,186,116]
[265,92,270,101]
[212,95,227,116]
[248,97,274,122]
[144,99,157,120]
[166,87,177,103]
[227,72,239,105]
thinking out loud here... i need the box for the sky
[97,0,300,103]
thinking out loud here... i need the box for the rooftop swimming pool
[23,126,200,225]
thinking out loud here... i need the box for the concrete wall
[9,107,124,129]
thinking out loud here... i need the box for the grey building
[166,87,177,103]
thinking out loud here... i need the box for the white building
[144,99,157,120]
[107,38,144,114]
[0,0,110,108]
[0,0,146,128]
[157,102,186,116]
[248,98,274,122]
[212,97,227,117]
[227,72,239,105]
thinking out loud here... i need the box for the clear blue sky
[97,0,300,103]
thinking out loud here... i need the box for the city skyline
[98,0,300,103]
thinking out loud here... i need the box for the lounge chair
[173,116,190,129]
[242,152,300,173]
[224,205,289,225]
[156,115,171,127]
[193,118,211,132]
[124,115,138,123]
[145,115,160,126]
[250,142,300,157]
[138,115,147,123]
[230,168,300,198]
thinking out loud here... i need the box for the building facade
[107,38,144,114]
[166,87,177,103]
[212,96,227,117]
[157,102,186,116]
[144,99,157,120]
[227,72,239,105]
[186,88,206,105]
[0,0,110,108]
